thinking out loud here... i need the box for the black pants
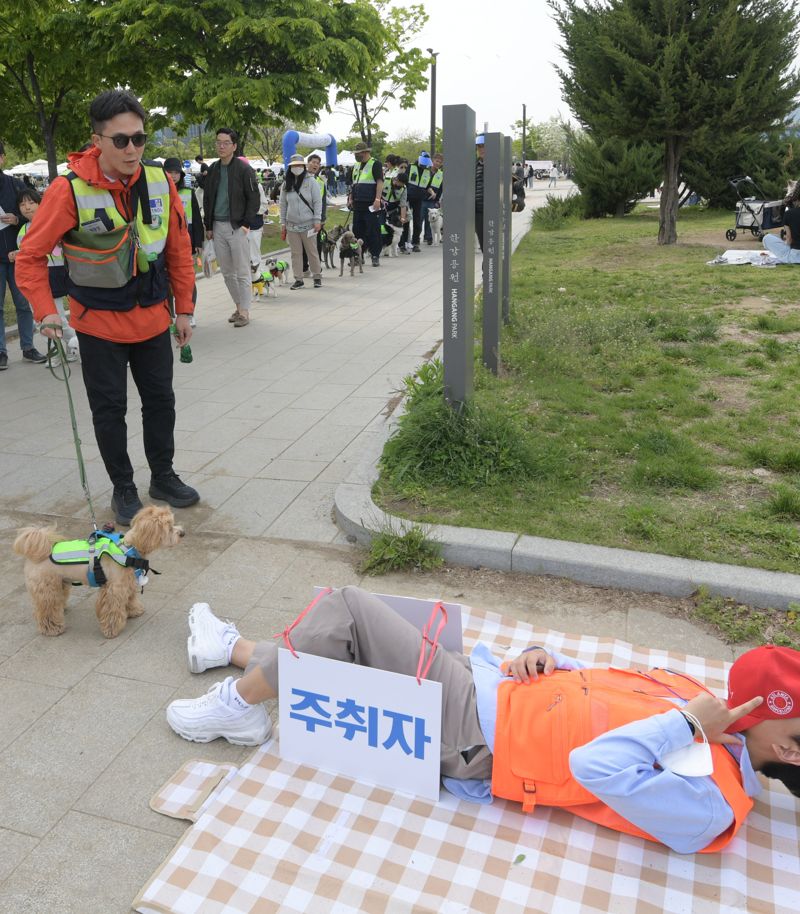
[77,329,176,488]
[352,209,383,259]
[475,209,484,253]
[400,196,426,247]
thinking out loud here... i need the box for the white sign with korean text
[278,649,443,801]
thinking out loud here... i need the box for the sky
[320,0,569,143]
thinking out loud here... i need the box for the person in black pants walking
[348,142,384,267]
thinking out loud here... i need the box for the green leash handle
[41,324,98,530]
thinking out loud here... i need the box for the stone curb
[334,415,800,611]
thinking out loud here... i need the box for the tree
[572,133,661,217]
[681,128,800,209]
[0,0,126,179]
[510,116,538,160]
[552,0,800,244]
[334,1,429,147]
[98,0,389,154]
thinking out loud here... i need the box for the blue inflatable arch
[282,130,338,166]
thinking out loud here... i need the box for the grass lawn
[376,206,800,575]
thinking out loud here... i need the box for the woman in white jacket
[279,154,322,289]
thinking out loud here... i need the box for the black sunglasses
[98,132,148,149]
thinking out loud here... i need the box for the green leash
[42,325,99,530]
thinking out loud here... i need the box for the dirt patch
[701,376,751,413]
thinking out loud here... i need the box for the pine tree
[572,134,661,217]
[551,0,800,243]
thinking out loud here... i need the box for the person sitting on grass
[763,182,800,263]
[166,586,800,855]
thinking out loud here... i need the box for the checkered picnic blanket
[134,608,799,914]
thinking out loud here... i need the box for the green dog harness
[50,531,152,588]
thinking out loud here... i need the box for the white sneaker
[166,678,272,746]
[187,602,240,673]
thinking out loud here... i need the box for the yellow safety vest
[408,164,432,190]
[18,221,68,297]
[178,186,193,228]
[62,162,171,311]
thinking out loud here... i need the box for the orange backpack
[491,667,752,851]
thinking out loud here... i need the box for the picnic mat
[133,607,800,914]
[707,250,779,266]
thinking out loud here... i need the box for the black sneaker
[313,278,322,288]
[0,352,7,371]
[371,256,380,267]
[425,239,432,245]
[290,280,305,290]
[111,484,144,526]
[412,244,421,253]
[22,348,47,364]
[149,472,200,508]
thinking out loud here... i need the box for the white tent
[9,159,50,177]
[337,150,356,166]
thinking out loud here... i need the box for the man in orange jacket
[164,587,800,854]
[16,90,199,525]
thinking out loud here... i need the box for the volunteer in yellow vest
[347,141,384,267]
[162,158,203,325]
[16,90,199,526]
[304,154,328,273]
[10,186,80,362]
[401,151,436,252]
[423,153,443,246]
[165,586,800,854]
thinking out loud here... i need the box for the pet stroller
[725,176,786,242]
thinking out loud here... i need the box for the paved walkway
[0,184,741,914]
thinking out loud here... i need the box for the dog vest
[491,667,752,852]
[50,531,150,588]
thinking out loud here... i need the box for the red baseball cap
[726,645,800,732]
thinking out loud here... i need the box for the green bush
[381,360,549,490]
[533,193,585,231]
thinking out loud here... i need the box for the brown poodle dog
[13,506,184,639]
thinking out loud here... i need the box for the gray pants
[212,220,252,312]
[246,586,493,781]
[287,229,321,281]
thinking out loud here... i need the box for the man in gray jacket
[203,128,261,328]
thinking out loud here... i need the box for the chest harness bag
[491,667,753,852]
[61,162,171,311]
[50,529,153,588]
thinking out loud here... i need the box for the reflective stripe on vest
[408,164,432,190]
[178,187,193,228]
[491,667,753,852]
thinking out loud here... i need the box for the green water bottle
[170,324,193,363]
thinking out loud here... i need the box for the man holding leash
[16,90,199,525]
[166,586,800,855]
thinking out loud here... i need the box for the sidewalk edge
[334,419,800,610]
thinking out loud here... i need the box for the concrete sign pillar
[502,135,512,325]
[482,132,503,375]
[442,104,476,409]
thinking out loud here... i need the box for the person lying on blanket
[167,586,800,854]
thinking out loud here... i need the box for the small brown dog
[13,505,184,639]
[338,231,364,276]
